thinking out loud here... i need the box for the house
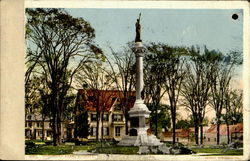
[75,89,136,141]
[25,114,53,140]
[203,123,243,145]
[25,114,74,141]
[160,128,191,144]
[160,123,243,145]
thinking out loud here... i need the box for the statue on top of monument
[135,13,142,42]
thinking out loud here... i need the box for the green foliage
[190,148,243,155]
[25,8,102,145]
[176,119,190,129]
[93,146,139,155]
[74,110,89,138]
[148,104,171,134]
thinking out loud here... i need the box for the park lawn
[191,148,243,155]
[25,142,101,155]
[94,146,139,155]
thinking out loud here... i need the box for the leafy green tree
[146,43,187,144]
[144,43,169,136]
[26,8,100,145]
[74,93,89,139]
[148,104,171,135]
[176,119,190,130]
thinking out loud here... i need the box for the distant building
[75,89,136,141]
[25,114,53,140]
[203,123,243,145]
[25,114,74,141]
[160,128,191,144]
[160,123,243,145]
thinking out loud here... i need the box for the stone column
[128,41,150,136]
[135,42,144,100]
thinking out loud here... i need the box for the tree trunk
[217,123,220,145]
[194,124,199,145]
[42,117,45,141]
[226,123,230,144]
[200,124,203,145]
[52,112,58,146]
[172,111,176,145]
[155,107,158,137]
[96,112,100,141]
[125,111,129,135]
[101,113,104,147]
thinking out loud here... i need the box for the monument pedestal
[118,42,162,147]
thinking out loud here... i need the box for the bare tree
[181,46,212,145]
[106,43,136,135]
[209,50,242,145]
[75,61,115,141]
[223,89,243,144]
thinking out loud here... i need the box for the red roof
[162,129,190,138]
[77,89,136,112]
[205,123,243,135]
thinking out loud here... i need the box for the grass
[94,146,139,155]
[190,148,243,155]
[25,140,243,155]
[25,141,101,155]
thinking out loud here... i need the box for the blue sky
[66,8,243,54]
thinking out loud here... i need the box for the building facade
[25,114,74,141]
[76,89,136,141]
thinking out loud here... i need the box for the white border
[1,0,249,160]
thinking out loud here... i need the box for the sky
[66,8,243,54]
[66,9,243,120]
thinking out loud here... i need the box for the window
[38,130,42,137]
[28,122,32,127]
[91,127,97,136]
[214,138,216,142]
[91,114,97,121]
[103,127,109,136]
[103,114,109,121]
[37,122,40,127]
[47,131,52,137]
[113,114,122,121]
[208,138,210,142]
[177,138,179,142]
[25,122,27,127]
[27,115,31,120]
[115,127,121,136]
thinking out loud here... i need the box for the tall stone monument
[118,14,162,146]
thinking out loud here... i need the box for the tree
[222,89,243,144]
[181,46,213,145]
[148,104,171,135]
[26,8,100,145]
[106,43,136,135]
[74,92,90,139]
[144,43,169,136]
[209,50,242,145]
[146,43,187,144]
[75,60,114,141]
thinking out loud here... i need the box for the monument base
[117,134,162,146]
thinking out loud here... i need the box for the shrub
[45,141,53,145]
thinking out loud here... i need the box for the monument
[118,14,162,147]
